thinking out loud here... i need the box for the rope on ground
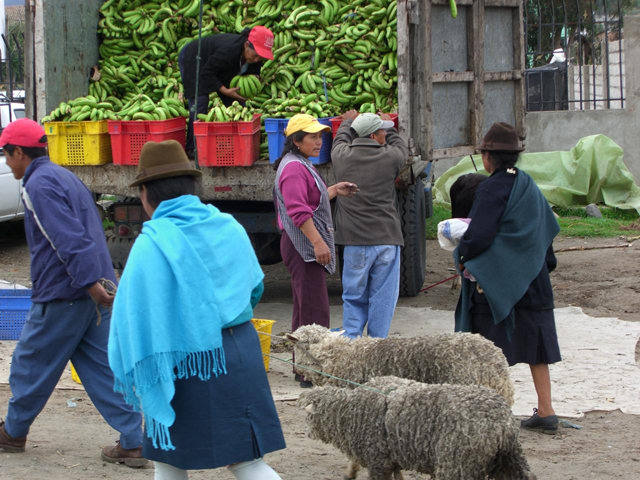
[262,352,389,396]
[554,244,631,253]
[419,274,459,293]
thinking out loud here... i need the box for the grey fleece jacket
[331,119,408,246]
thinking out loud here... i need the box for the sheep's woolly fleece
[290,324,515,406]
[300,376,535,480]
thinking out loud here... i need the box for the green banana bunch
[116,94,188,121]
[230,75,263,100]
[197,100,256,123]
[41,96,119,123]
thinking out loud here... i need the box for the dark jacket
[21,157,116,303]
[458,168,557,312]
[179,29,262,101]
[331,120,407,246]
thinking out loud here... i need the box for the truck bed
[69,161,335,202]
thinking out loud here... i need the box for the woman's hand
[313,239,332,266]
[330,182,359,200]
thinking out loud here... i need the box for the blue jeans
[4,299,143,448]
[341,245,401,338]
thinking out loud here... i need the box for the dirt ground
[1,220,640,479]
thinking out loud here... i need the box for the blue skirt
[142,321,286,469]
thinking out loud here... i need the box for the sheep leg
[393,470,405,480]
[367,466,395,480]
[344,461,361,480]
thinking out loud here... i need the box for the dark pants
[280,231,331,333]
[281,231,330,377]
[178,49,233,153]
[4,299,143,448]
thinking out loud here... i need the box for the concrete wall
[525,15,640,181]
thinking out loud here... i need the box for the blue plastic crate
[264,117,333,165]
[0,289,32,340]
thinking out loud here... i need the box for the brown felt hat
[478,122,524,152]
[129,140,202,188]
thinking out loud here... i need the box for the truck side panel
[28,0,101,121]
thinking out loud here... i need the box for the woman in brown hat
[108,140,285,480]
[454,123,562,435]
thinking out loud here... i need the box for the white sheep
[300,376,536,480]
[287,325,514,406]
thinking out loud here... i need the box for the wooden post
[468,0,485,147]
[418,0,433,161]
[512,0,526,140]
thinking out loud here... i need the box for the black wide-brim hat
[478,122,525,152]
[129,140,202,188]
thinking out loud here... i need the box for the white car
[0,102,27,223]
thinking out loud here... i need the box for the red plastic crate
[108,117,186,166]
[330,113,399,138]
[194,114,261,167]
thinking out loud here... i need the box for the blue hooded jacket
[21,156,116,302]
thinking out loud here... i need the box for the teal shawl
[108,195,264,451]
[454,171,559,335]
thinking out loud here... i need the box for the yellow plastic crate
[251,318,275,372]
[45,121,112,166]
[70,362,82,384]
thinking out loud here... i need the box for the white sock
[154,461,189,480]
[228,458,282,480]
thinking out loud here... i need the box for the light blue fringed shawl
[454,170,560,337]
[108,195,264,451]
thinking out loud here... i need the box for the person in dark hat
[453,122,562,435]
[108,140,285,479]
[178,26,275,157]
[0,119,145,466]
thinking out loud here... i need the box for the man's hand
[313,239,332,266]
[341,109,359,121]
[333,182,360,198]
[380,113,393,121]
[88,282,114,308]
[220,86,246,102]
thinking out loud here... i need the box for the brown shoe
[0,420,26,453]
[101,441,148,468]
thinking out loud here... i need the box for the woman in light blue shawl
[108,140,285,480]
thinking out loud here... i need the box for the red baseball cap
[0,118,47,148]
[248,26,275,61]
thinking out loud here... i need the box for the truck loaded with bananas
[44,0,403,123]
[31,0,439,298]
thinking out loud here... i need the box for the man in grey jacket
[331,111,408,338]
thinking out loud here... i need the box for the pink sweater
[277,161,323,230]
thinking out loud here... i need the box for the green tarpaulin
[434,135,640,214]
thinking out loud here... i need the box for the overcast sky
[5,1,24,6]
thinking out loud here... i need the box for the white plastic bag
[437,218,471,251]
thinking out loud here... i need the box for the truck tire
[106,231,135,274]
[398,180,427,297]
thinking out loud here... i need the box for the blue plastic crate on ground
[0,289,32,341]
[264,117,333,165]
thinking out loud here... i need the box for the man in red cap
[178,26,275,157]
[0,119,145,466]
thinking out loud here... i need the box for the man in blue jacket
[0,119,145,467]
